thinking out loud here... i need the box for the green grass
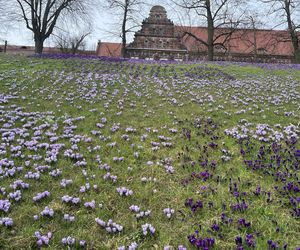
[0,54,300,249]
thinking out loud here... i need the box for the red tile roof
[177,26,294,56]
[96,27,296,58]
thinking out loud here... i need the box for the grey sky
[1,0,280,50]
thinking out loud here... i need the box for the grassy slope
[0,55,300,249]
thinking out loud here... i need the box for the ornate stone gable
[125,5,188,60]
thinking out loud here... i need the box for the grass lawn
[0,54,300,249]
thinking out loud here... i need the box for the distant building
[1,44,95,56]
[181,26,294,63]
[125,5,188,60]
[96,5,296,63]
[0,45,61,55]
[96,41,122,58]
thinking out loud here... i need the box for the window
[145,39,149,47]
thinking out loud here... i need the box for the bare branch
[174,0,246,60]
[54,29,91,54]
[5,0,96,53]
[103,0,144,57]
[261,0,300,62]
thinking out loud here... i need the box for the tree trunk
[121,0,128,58]
[34,38,44,54]
[4,40,7,53]
[207,27,214,61]
[121,27,126,57]
[206,1,214,61]
[294,48,300,64]
[289,35,300,64]
[121,42,126,58]
[284,0,300,63]
[71,42,78,55]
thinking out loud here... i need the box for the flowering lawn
[0,54,300,249]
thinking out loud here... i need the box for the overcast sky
[1,0,277,50]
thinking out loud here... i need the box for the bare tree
[0,0,10,51]
[5,0,92,54]
[236,14,275,56]
[175,0,245,61]
[241,15,262,56]
[0,0,4,24]
[104,0,143,57]
[54,31,90,54]
[262,0,300,63]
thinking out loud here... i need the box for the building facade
[125,5,188,60]
[96,5,295,63]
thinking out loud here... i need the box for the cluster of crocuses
[224,122,299,143]
[32,191,50,202]
[103,172,118,182]
[40,206,54,217]
[61,236,87,247]
[235,235,256,249]
[8,190,22,201]
[10,179,29,190]
[118,241,138,250]
[0,199,11,213]
[236,131,300,219]
[63,213,75,222]
[0,217,13,227]
[84,200,95,209]
[60,178,73,187]
[188,230,215,249]
[49,168,62,177]
[185,198,203,213]
[0,55,300,250]
[141,176,157,183]
[35,231,52,247]
[141,223,156,235]
[230,200,248,212]
[61,195,81,204]
[95,218,123,233]
[136,210,151,219]
[129,205,140,212]
[116,187,133,196]
[163,207,175,218]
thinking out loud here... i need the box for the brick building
[96,42,122,58]
[125,5,188,60]
[96,5,296,63]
